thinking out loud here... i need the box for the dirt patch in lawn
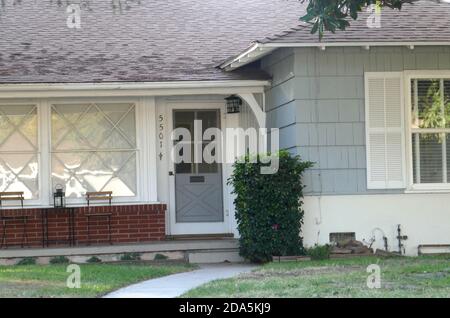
[244,265,364,279]
[184,256,450,298]
[0,280,63,297]
[410,271,449,279]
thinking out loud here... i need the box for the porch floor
[0,239,239,259]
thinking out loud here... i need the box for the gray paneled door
[173,110,224,223]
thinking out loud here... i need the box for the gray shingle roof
[0,0,305,84]
[258,1,450,44]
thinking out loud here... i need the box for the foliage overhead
[229,150,313,263]
[300,0,415,39]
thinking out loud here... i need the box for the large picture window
[411,78,450,184]
[51,102,137,198]
[0,104,39,199]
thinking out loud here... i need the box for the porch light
[53,184,66,208]
[225,95,242,114]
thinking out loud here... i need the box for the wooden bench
[0,192,27,248]
[85,191,113,245]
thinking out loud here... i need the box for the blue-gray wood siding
[262,46,450,195]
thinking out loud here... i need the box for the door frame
[165,101,231,235]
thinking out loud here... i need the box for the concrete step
[0,239,239,258]
[187,248,244,264]
[166,233,234,241]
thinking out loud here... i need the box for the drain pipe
[396,224,408,255]
[383,236,388,251]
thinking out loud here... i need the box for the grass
[0,262,194,298]
[183,255,450,298]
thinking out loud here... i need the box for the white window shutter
[365,72,406,189]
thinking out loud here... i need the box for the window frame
[0,99,42,206]
[48,97,143,205]
[0,96,158,207]
[404,71,450,191]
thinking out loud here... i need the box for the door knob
[169,171,174,176]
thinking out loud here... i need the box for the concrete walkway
[104,263,256,298]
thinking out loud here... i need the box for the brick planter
[0,204,166,248]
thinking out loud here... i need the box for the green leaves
[417,80,450,142]
[300,0,409,39]
[229,150,313,263]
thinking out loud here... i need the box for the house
[0,0,449,258]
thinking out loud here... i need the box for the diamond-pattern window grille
[0,105,39,199]
[51,102,137,198]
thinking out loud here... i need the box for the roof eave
[219,43,276,71]
[222,41,450,71]
[0,80,271,98]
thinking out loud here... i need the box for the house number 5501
[158,114,164,160]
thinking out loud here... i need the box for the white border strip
[0,80,270,91]
[0,80,271,98]
[222,41,450,70]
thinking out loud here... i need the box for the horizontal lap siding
[0,204,166,247]
[265,49,297,152]
[262,46,450,195]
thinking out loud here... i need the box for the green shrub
[307,244,332,260]
[16,257,36,265]
[229,150,313,263]
[49,256,70,264]
[120,252,141,261]
[86,256,102,263]
[154,253,168,261]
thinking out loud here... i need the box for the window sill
[0,201,163,210]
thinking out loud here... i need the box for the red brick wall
[0,204,166,248]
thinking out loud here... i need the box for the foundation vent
[329,232,356,245]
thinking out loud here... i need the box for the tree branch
[300,0,448,39]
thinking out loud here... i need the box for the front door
[169,108,228,235]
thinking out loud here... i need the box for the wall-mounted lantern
[225,95,242,114]
[53,184,66,208]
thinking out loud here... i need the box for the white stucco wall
[302,193,450,256]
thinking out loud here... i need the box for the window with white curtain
[0,104,39,199]
[51,102,137,198]
[411,78,450,184]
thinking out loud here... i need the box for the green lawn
[183,256,450,298]
[0,262,194,298]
